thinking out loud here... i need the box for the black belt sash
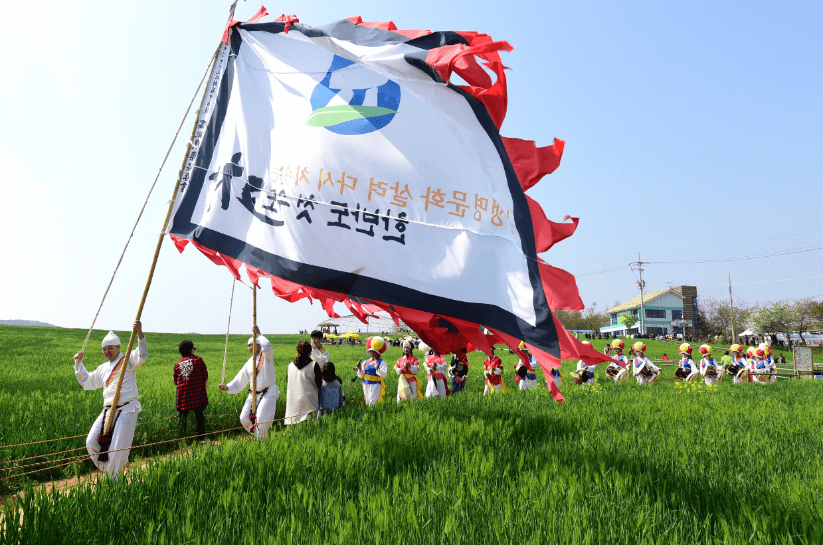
[97,401,130,462]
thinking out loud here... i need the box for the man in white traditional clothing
[357,337,388,406]
[73,321,147,479]
[310,330,330,370]
[219,326,280,440]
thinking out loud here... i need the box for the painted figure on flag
[308,54,401,134]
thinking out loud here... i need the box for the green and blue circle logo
[308,55,401,135]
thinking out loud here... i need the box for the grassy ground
[1,325,822,544]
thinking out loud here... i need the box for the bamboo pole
[251,286,259,426]
[103,45,224,435]
[104,173,182,433]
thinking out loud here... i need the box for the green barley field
[1,324,822,544]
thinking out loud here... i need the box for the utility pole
[728,273,736,340]
[631,254,647,335]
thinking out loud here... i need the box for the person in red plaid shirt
[174,340,209,443]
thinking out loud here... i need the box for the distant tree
[751,301,795,348]
[792,298,819,345]
[811,300,823,329]
[554,310,585,331]
[554,306,609,333]
[619,314,639,330]
[582,307,609,332]
[697,296,754,338]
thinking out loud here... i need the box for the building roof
[605,288,684,315]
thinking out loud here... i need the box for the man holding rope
[219,326,280,440]
[73,321,147,479]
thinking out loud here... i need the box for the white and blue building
[600,286,699,337]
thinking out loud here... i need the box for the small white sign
[793,347,813,379]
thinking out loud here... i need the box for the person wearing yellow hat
[758,344,777,383]
[514,342,539,390]
[752,346,774,384]
[604,339,628,382]
[631,342,659,384]
[745,347,757,382]
[675,343,699,382]
[727,344,749,384]
[357,337,388,405]
[698,345,721,385]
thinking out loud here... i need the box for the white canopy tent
[316,314,410,336]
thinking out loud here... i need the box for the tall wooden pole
[104,161,189,434]
[103,43,224,435]
[251,285,259,425]
[728,273,736,340]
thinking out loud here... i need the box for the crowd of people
[589,339,781,387]
[71,327,567,479]
[71,325,791,480]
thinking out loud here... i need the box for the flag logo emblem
[308,55,401,135]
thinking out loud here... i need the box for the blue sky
[1,0,820,335]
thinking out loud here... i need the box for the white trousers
[636,374,657,385]
[425,377,447,398]
[86,407,139,479]
[396,380,419,403]
[519,378,539,390]
[240,388,280,440]
[483,382,503,395]
[703,374,721,386]
[363,382,382,406]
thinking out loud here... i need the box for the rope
[1,446,89,467]
[0,433,89,450]
[0,409,319,483]
[0,413,240,452]
[222,278,236,385]
[78,48,219,356]
[0,458,81,482]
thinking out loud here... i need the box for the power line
[644,244,823,265]
[567,228,823,273]
[574,243,823,277]
[575,265,629,277]
[699,274,823,288]
[639,228,823,257]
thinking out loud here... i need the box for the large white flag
[169,15,602,390]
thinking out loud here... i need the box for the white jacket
[74,336,148,411]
